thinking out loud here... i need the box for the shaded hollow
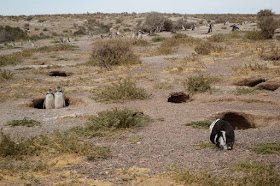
[168,92,189,103]
[220,112,254,130]
[49,71,68,77]
[31,97,70,109]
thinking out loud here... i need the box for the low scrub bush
[250,143,280,154]
[0,25,28,42]
[85,108,151,132]
[91,38,140,67]
[234,87,255,95]
[207,34,227,42]
[0,69,13,80]
[5,117,41,127]
[183,74,214,94]
[93,78,150,102]
[245,31,265,40]
[257,9,279,39]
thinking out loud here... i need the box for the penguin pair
[209,119,235,150]
[43,87,65,109]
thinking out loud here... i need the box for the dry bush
[0,26,28,42]
[245,31,265,40]
[194,41,224,55]
[91,38,140,66]
[258,44,280,61]
[257,9,279,39]
[207,34,227,42]
[141,12,165,32]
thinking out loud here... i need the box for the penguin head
[226,141,234,150]
[56,86,62,93]
[47,89,53,94]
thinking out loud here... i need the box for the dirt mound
[233,77,266,87]
[255,81,280,91]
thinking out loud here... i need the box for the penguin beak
[227,146,232,150]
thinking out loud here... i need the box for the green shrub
[257,9,279,39]
[85,108,151,132]
[0,25,28,42]
[91,38,140,67]
[183,75,214,94]
[93,78,150,102]
[250,143,280,154]
[5,117,41,127]
[185,120,212,129]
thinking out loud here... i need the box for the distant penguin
[54,86,66,109]
[209,119,235,150]
[43,89,55,109]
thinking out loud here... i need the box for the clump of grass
[192,141,215,150]
[245,31,265,40]
[131,39,150,46]
[36,44,78,52]
[185,120,212,129]
[231,161,280,185]
[194,42,212,55]
[207,34,227,42]
[153,82,173,90]
[151,36,166,42]
[250,143,280,154]
[0,49,33,66]
[85,108,151,133]
[234,87,255,95]
[91,38,140,67]
[259,44,280,61]
[183,75,214,94]
[167,167,222,186]
[0,69,13,80]
[15,67,34,70]
[93,78,150,102]
[245,62,268,71]
[157,38,179,55]
[5,117,41,127]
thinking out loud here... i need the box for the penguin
[43,89,55,109]
[54,86,66,109]
[209,119,235,150]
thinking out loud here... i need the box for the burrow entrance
[31,97,70,109]
[168,92,190,103]
[215,111,255,130]
[49,71,72,77]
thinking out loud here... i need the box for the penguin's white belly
[55,93,65,109]
[44,95,54,109]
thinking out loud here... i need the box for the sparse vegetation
[234,87,255,95]
[185,120,212,129]
[5,117,41,127]
[91,38,140,67]
[0,69,13,80]
[245,31,265,40]
[183,75,214,94]
[192,141,215,150]
[93,78,150,102]
[0,25,28,42]
[0,49,33,66]
[207,34,226,42]
[250,143,280,154]
[257,9,279,39]
[194,42,212,55]
[151,36,166,42]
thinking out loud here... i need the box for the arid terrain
[0,13,280,185]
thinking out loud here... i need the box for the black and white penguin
[54,86,66,109]
[209,119,235,150]
[43,89,55,109]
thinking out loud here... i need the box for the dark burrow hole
[168,92,190,103]
[49,71,68,77]
[246,78,266,87]
[31,98,70,109]
[220,112,255,130]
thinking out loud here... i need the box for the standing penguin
[54,86,66,109]
[209,119,235,150]
[43,89,55,109]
